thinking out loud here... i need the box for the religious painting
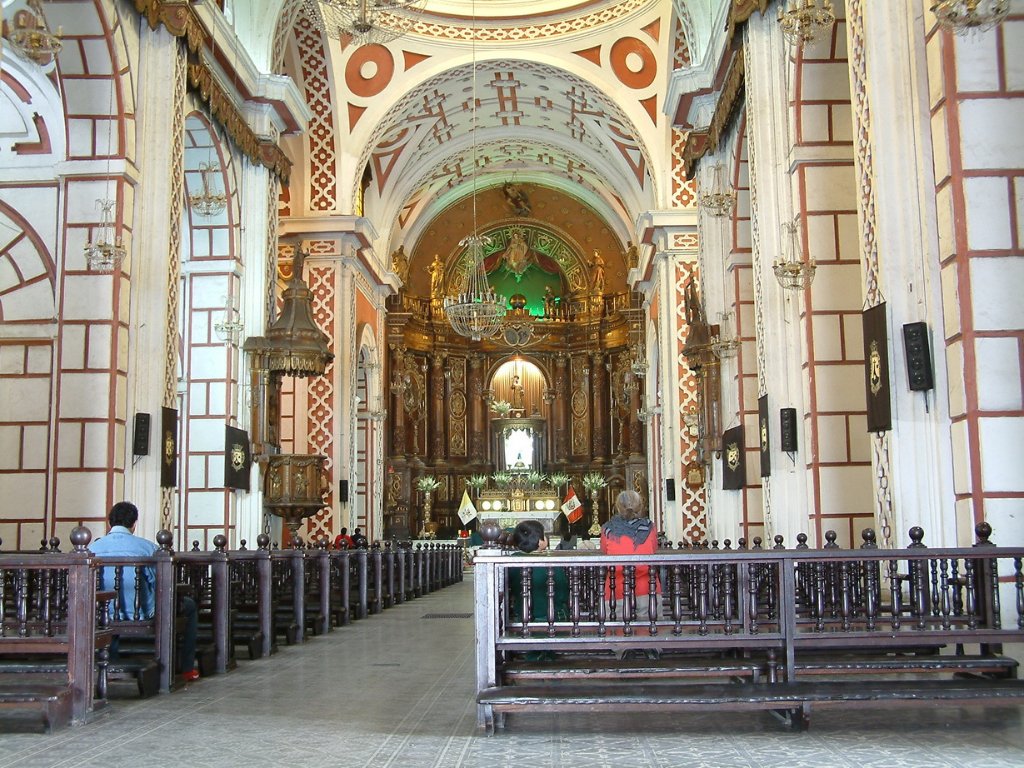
[862,302,892,432]
[722,425,745,490]
[758,395,771,478]
[224,425,252,491]
[160,407,178,488]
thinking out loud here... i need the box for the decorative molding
[134,0,292,184]
[682,51,746,179]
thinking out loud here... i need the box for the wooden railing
[0,532,464,730]
[473,524,1024,732]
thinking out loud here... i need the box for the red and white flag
[561,487,583,524]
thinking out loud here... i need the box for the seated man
[90,501,199,682]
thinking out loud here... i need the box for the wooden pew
[227,536,274,659]
[473,522,1024,734]
[177,537,233,675]
[0,527,108,730]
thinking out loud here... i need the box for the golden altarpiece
[382,219,649,539]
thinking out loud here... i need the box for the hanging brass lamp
[244,250,333,377]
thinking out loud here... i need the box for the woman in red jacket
[600,489,659,622]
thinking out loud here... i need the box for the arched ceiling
[292,0,692,265]
[357,55,658,247]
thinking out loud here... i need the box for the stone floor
[1,577,1022,767]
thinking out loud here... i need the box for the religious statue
[502,181,531,217]
[590,249,606,295]
[543,285,555,316]
[510,374,525,413]
[502,228,533,277]
[390,245,409,283]
[625,240,640,269]
[428,254,444,300]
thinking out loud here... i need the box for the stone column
[430,353,446,462]
[554,353,569,463]
[468,354,486,463]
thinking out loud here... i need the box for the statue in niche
[626,240,639,269]
[510,374,526,414]
[502,228,533,278]
[590,249,606,295]
[502,181,531,217]
[428,254,445,301]
[390,245,409,283]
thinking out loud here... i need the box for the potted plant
[491,471,513,490]
[490,400,512,418]
[466,474,488,496]
[525,471,546,490]
[548,472,570,494]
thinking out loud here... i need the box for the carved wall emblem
[726,442,740,471]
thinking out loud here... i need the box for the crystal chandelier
[303,0,426,46]
[931,1,1009,34]
[773,221,816,291]
[214,296,244,344]
[778,0,835,46]
[84,199,127,272]
[698,163,735,218]
[8,0,63,66]
[442,1,507,342]
[189,162,227,217]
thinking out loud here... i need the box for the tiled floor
[1,578,1022,767]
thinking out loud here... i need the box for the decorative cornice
[134,0,291,184]
[682,50,745,179]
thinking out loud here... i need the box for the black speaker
[132,413,151,456]
[665,479,676,502]
[339,480,349,504]
[902,322,934,392]
[780,408,798,453]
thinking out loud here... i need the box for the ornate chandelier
[773,221,816,291]
[932,1,1009,34]
[778,0,835,46]
[698,163,735,218]
[189,162,227,217]
[442,1,507,342]
[303,0,426,46]
[444,235,507,341]
[84,199,127,272]
[8,0,63,66]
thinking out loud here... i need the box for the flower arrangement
[548,472,570,491]
[582,472,608,494]
[415,476,441,493]
[525,471,546,489]
[491,471,513,489]
[490,400,512,417]
[465,474,488,491]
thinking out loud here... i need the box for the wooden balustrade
[474,524,1024,733]
[0,535,463,731]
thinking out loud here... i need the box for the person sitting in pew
[508,520,569,625]
[601,490,661,660]
[351,528,369,549]
[333,527,354,549]
[90,501,200,682]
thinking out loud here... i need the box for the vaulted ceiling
[287,0,694,264]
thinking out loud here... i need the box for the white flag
[457,489,478,525]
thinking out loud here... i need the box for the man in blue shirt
[90,501,199,682]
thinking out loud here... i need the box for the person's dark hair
[512,520,546,553]
[341,527,348,535]
[109,501,139,529]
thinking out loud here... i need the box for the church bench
[473,522,1024,732]
[478,678,1024,732]
[0,530,108,728]
[177,541,234,675]
[228,541,274,658]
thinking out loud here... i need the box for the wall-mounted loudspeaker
[780,408,798,453]
[902,321,934,392]
[132,413,151,456]
[339,479,349,504]
[665,479,676,502]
